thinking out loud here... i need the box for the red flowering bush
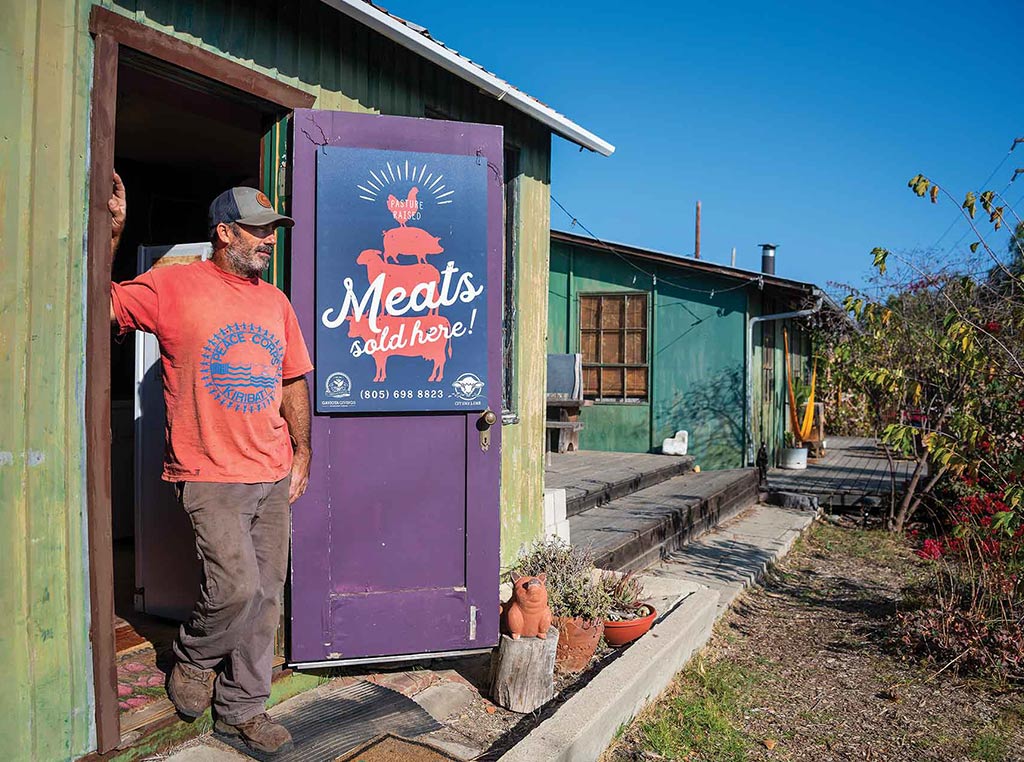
[915,538,945,560]
[902,488,1024,680]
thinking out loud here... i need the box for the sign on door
[315,147,489,413]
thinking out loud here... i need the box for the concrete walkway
[647,502,817,612]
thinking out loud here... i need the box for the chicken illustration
[386,187,419,226]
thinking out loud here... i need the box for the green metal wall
[3,1,555,757]
[0,2,96,759]
[549,241,748,470]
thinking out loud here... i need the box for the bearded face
[224,223,274,278]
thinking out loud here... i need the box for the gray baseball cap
[208,187,294,236]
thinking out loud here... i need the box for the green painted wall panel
[578,404,650,452]
[548,241,751,469]
[0,1,95,759]
[652,268,747,470]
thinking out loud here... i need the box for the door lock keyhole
[478,409,497,451]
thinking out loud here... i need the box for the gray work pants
[172,477,290,724]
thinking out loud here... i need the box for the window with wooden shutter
[580,293,648,402]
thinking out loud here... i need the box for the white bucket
[779,447,808,470]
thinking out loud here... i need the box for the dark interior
[110,49,277,630]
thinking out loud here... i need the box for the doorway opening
[109,48,284,732]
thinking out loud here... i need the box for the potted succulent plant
[779,429,808,470]
[512,538,611,673]
[600,571,657,646]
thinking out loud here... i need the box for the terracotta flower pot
[553,616,604,673]
[603,607,657,647]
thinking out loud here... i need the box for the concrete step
[559,455,696,517]
[571,468,759,572]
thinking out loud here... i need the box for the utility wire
[550,195,765,298]
[931,138,1021,252]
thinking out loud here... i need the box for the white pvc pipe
[745,297,823,466]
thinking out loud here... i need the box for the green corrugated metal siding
[548,241,750,470]
[652,266,747,469]
[0,2,96,759]
[3,1,555,757]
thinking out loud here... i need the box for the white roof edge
[319,0,616,156]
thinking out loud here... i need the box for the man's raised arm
[109,171,126,328]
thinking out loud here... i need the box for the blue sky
[382,0,1024,290]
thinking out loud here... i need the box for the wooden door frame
[85,8,313,752]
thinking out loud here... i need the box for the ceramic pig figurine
[500,572,552,639]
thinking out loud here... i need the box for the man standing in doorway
[109,174,311,754]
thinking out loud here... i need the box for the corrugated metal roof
[551,228,820,294]
[551,228,854,327]
[322,0,615,155]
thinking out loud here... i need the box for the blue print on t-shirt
[200,322,284,413]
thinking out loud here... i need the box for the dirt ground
[605,518,1024,762]
[421,644,617,759]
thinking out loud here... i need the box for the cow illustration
[346,314,452,382]
[356,249,441,315]
[382,225,444,264]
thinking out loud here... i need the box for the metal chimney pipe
[760,243,777,275]
[694,201,702,259]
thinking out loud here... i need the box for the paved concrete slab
[649,504,815,610]
[413,681,479,722]
[421,735,488,760]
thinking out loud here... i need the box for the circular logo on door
[451,373,485,401]
[324,372,352,398]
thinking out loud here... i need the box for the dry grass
[605,519,1024,761]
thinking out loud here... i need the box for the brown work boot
[166,661,214,718]
[215,712,294,754]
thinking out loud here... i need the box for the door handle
[478,409,497,452]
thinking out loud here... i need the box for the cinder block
[551,489,567,524]
[553,519,570,543]
[543,489,557,528]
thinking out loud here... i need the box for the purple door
[288,110,503,665]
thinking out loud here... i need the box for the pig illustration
[356,249,441,316]
[382,226,444,264]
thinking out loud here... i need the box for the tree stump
[489,627,559,713]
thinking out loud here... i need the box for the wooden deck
[544,450,695,516]
[767,436,918,508]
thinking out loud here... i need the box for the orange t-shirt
[112,259,313,483]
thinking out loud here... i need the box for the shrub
[511,537,611,621]
[903,488,1024,679]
